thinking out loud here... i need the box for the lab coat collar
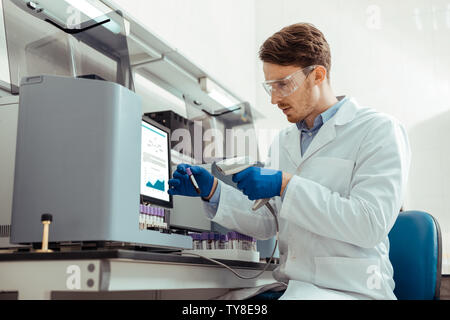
[334,96,358,126]
[284,97,359,168]
[295,95,348,131]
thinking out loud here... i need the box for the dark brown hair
[259,23,332,79]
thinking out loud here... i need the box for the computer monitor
[140,116,173,208]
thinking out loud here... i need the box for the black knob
[41,213,53,222]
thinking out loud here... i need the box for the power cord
[176,202,279,280]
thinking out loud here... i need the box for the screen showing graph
[141,120,170,203]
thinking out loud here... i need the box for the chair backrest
[388,210,442,300]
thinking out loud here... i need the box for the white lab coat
[205,97,411,300]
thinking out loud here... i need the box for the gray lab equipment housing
[10,75,191,249]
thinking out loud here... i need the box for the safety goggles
[262,65,317,98]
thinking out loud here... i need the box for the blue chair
[388,210,442,300]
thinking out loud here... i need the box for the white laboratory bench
[0,249,277,300]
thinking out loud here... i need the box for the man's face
[263,62,317,123]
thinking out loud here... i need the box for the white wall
[255,0,449,138]
[254,0,450,270]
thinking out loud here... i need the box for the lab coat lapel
[300,120,336,163]
[299,98,358,165]
[284,126,302,168]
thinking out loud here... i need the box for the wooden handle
[36,221,52,253]
[41,222,50,251]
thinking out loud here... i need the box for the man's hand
[232,167,283,200]
[168,164,216,198]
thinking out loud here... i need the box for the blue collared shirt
[206,96,348,212]
[297,96,348,156]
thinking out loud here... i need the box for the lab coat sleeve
[280,118,411,248]
[207,181,278,240]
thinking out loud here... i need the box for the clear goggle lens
[263,79,298,97]
[262,65,316,98]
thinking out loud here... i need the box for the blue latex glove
[232,167,282,201]
[168,164,214,198]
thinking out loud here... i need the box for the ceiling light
[199,77,239,108]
